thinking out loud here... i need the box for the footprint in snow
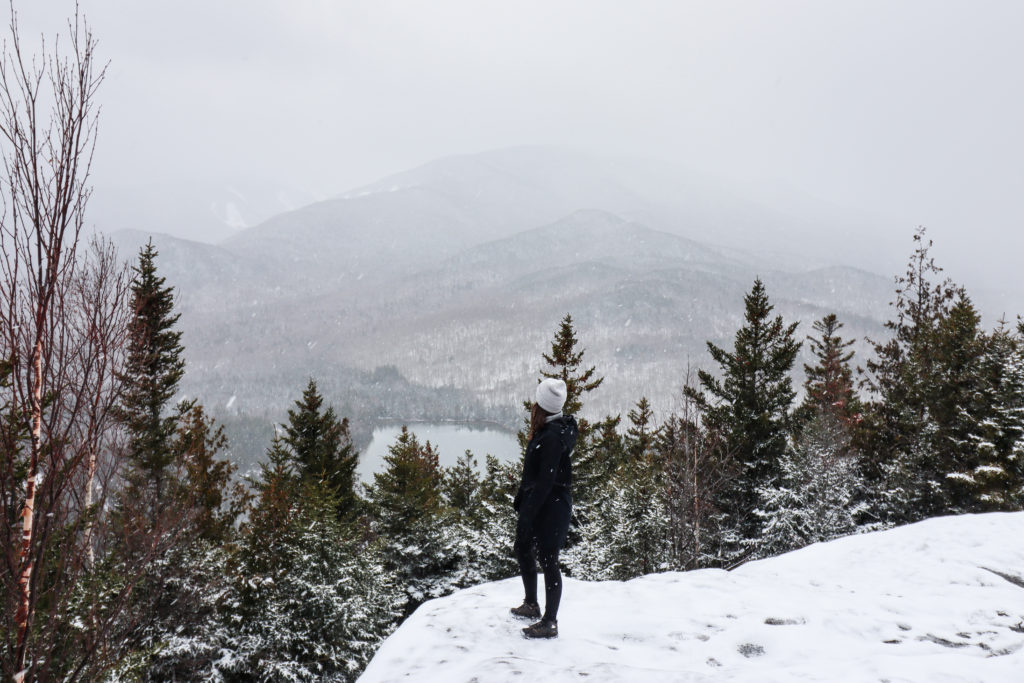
[738,643,765,658]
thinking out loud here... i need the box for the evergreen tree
[152,431,401,682]
[116,239,186,522]
[473,454,520,581]
[441,450,485,586]
[799,314,862,428]
[110,243,247,679]
[948,320,1024,510]
[929,292,988,512]
[684,278,800,546]
[281,378,360,521]
[625,397,656,464]
[478,452,520,509]
[221,485,400,682]
[367,427,442,535]
[756,413,869,558]
[572,414,624,509]
[133,404,249,680]
[861,229,965,522]
[365,427,452,615]
[172,402,248,543]
[442,449,481,513]
[440,451,519,587]
[540,313,604,416]
[519,313,603,449]
[565,458,671,581]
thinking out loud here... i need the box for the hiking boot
[522,618,558,639]
[510,601,541,619]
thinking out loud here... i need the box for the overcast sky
[16,1,1024,302]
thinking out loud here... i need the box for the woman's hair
[528,403,553,442]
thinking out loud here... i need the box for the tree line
[23,225,1017,682]
[569,228,1024,579]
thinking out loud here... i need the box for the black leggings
[515,542,562,622]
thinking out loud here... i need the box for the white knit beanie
[535,378,567,414]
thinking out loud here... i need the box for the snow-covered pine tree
[949,320,1024,510]
[572,414,624,513]
[562,507,617,581]
[565,456,671,581]
[572,396,673,578]
[132,403,249,680]
[756,413,868,558]
[441,450,494,588]
[214,481,400,682]
[930,292,989,513]
[473,454,520,581]
[444,449,481,512]
[614,455,672,578]
[540,313,604,417]
[761,311,874,540]
[365,427,455,616]
[567,399,673,581]
[683,278,800,551]
[172,401,248,543]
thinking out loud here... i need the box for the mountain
[219,147,668,287]
[103,147,903,465]
[358,512,1024,682]
[335,209,891,418]
[216,146,875,288]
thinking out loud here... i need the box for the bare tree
[660,366,737,569]
[0,5,126,680]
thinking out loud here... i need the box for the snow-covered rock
[359,512,1024,682]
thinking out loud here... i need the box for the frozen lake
[358,422,521,482]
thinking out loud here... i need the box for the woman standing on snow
[511,377,578,639]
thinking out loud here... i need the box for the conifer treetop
[369,426,443,535]
[540,313,603,416]
[280,378,359,518]
[692,278,800,422]
[802,313,860,425]
[117,238,187,488]
[626,396,656,462]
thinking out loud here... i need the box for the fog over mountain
[14,0,1017,319]
[106,146,911,467]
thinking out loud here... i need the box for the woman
[511,377,578,639]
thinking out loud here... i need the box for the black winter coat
[514,415,578,552]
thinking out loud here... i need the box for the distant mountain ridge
[107,146,899,466]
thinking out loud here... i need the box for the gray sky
[17,1,1024,303]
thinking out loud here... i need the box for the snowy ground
[359,513,1024,682]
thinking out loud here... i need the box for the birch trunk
[14,339,43,679]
